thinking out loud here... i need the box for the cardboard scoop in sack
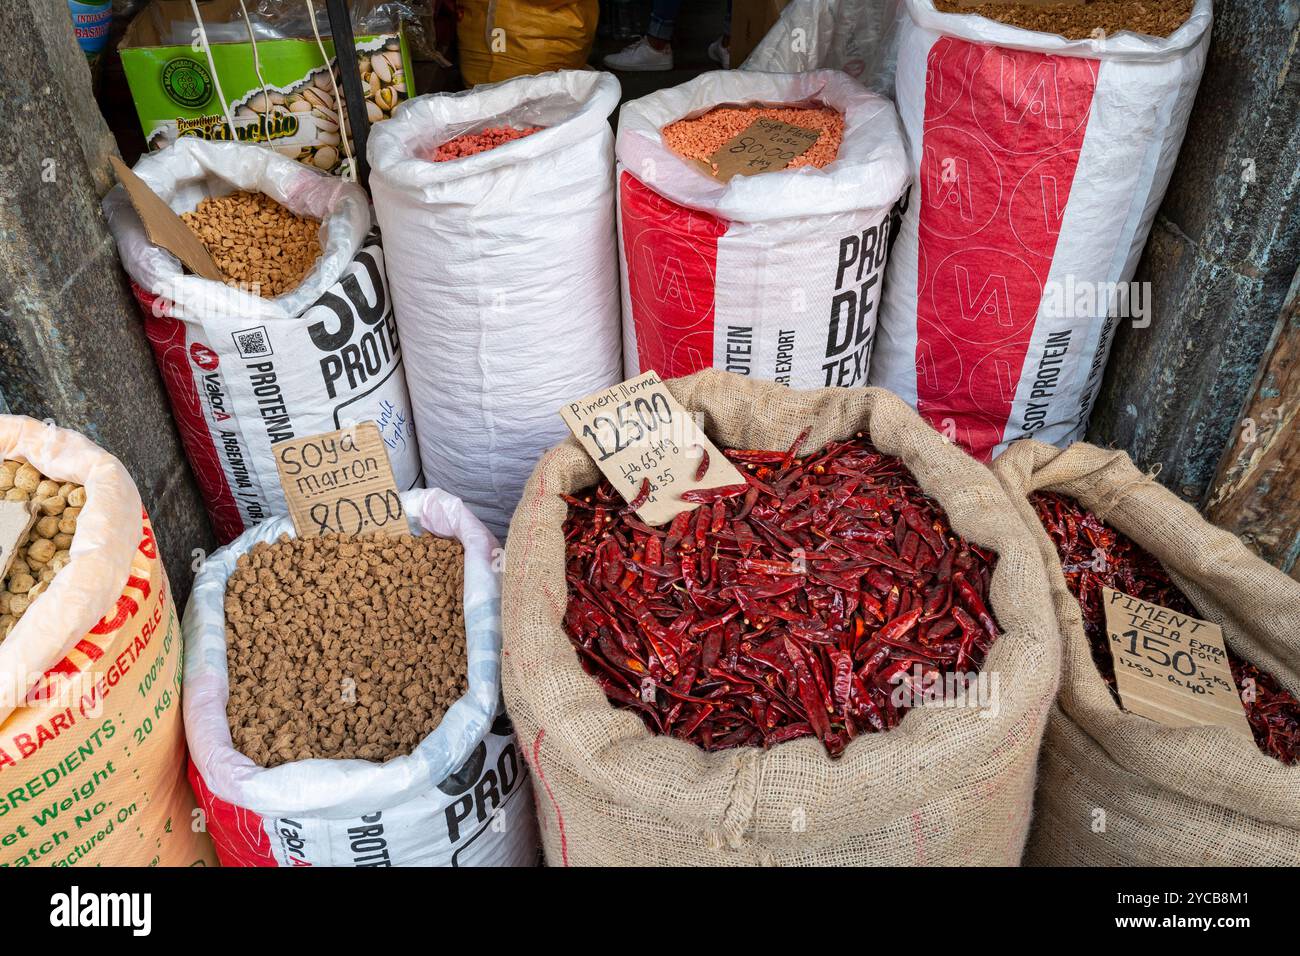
[110,155,224,281]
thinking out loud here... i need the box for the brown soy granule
[224,531,469,768]
[933,0,1194,40]
[182,190,322,297]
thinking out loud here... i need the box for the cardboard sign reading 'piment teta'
[1102,587,1254,740]
[708,117,820,180]
[560,371,745,526]
[0,500,38,580]
[274,422,407,538]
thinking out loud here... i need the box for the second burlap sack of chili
[993,441,1300,866]
[503,369,1059,865]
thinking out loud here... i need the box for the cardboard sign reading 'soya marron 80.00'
[708,117,820,180]
[560,371,745,525]
[1102,587,1254,740]
[274,421,407,538]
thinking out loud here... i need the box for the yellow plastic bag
[458,0,598,86]
[0,417,215,867]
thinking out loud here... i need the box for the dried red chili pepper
[561,431,1003,757]
[626,478,652,512]
[1031,491,1299,765]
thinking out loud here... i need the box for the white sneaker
[604,36,673,72]
[708,37,731,70]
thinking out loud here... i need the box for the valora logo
[49,886,151,937]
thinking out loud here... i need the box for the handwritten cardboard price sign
[1102,587,1253,740]
[274,422,407,538]
[559,371,744,526]
[708,117,820,180]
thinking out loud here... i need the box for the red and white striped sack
[869,0,1212,460]
[616,70,910,390]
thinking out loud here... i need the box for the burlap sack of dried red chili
[502,370,1059,865]
[993,441,1300,866]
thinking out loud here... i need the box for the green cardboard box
[119,0,413,175]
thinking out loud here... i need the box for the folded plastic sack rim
[0,417,143,728]
[907,0,1212,61]
[182,488,504,819]
[101,137,370,318]
[367,69,621,187]
[615,69,911,223]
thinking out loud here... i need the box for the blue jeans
[648,0,731,41]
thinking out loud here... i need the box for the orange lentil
[429,125,544,162]
[663,105,845,172]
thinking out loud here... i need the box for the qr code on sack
[232,326,273,359]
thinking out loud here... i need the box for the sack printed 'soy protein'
[105,139,422,543]
[869,0,1211,459]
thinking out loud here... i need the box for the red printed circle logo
[914,318,965,402]
[190,343,220,371]
[971,47,1097,156]
[923,37,978,124]
[927,247,1043,347]
[1009,149,1082,258]
[918,126,1002,241]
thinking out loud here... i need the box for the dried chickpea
[0,463,14,491]
[53,533,73,551]
[58,508,79,535]
[35,515,59,538]
[50,550,71,573]
[40,495,66,516]
[58,482,74,498]
[5,488,28,502]
[8,573,35,595]
[68,486,87,508]
[35,479,59,499]
[26,538,55,565]
[8,594,30,616]
[13,464,39,494]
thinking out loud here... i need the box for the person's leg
[646,0,685,50]
[603,0,678,71]
[709,0,732,67]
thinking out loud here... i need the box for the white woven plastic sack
[368,70,624,540]
[183,488,538,867]
[868,0,1212,461]
[616,70,909,391]
[744,0,904,93]
[104,138,422,544]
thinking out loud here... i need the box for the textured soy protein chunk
[933,0,1194,40]
[224,532,469,768]
[662,105,845,171]
[431,125,544,161]
[181,190,322,297]
[0,459,83,639]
